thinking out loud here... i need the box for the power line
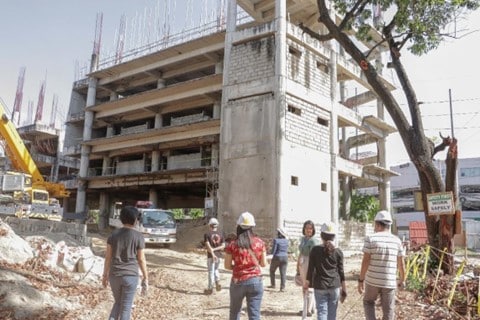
[424,126,480,130]
[422,111,480,117]
[398,97,480,107]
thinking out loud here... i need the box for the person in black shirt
[203,217,225,294]
[303,222,346,320]
[102,206,148,320]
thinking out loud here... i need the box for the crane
[0,99,69,220]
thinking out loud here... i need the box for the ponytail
[321,232,336,255]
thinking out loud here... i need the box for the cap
[237,211,255,228]
[374,210,393,224]
[277,228,288,238]
[208,217,219,226]
[320,222,336,235]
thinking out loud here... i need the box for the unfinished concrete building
[64,0,398,235]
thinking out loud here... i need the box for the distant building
[362,157,480,247]
[390,158,480,213]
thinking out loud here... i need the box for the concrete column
[102,156,111,175]
[211,143,219,167]
[110,92,118,101]
[213,101,221,119]
[154,113,163,129]
[151,150,160,171]
[157,78,166,89]
[76,77,97,214]
[218,0,237,227]
[377,54,390,211]
[339,48,350,220]
[149,189,158,208]
[222,0,237,86]
[99,191,109,230]
[215,61,223,74]
[329,50,339,224]
[106,125,114,137]
[275,0,287,231]
[161,151,170,170]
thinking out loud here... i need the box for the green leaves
[331,0,479,55]
[349,193,380,222]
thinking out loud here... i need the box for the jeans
[314,288,340,320]
[229,276,264,320]
[207,257,221,289]
[363,283,396,320]
[108,275,139,320]
[269,256,288,289]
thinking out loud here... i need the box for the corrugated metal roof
[409,221,428,245]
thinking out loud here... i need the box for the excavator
[0,99,69,221]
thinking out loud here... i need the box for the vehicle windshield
[141,210,176,228]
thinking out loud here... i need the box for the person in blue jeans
[102,206,149,320]
[268,228,289,291]
[304,222,346,320]
[203,217,225,294]
[224,211,267,320]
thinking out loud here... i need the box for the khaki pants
[299,255,314,315]
[363,283,396,320]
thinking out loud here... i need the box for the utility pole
[448,88,455,138]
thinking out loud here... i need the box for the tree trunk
[311,0,459,273]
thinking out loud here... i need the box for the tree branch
[339,0,369,30]
[298,23,334,42]
[316,0,411,153]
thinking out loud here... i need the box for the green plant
[87,209,100,224]
[405,273,426,293]
[171,208,184,220]
[188,208,204,219]
[349,193,379,222]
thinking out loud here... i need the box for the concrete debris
[0,221,34,264]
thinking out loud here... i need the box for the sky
[0,0,479,165]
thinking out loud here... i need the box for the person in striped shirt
[357,210,406,320]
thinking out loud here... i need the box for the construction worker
[204,217,225,294]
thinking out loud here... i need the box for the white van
[109,201,177,247]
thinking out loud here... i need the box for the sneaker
[279,288,285,292]
[204,288,213,295]
[215,281,222,292]
[267,285,276,289]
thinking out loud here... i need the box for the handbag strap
[247,247,260,267]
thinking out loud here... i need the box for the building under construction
[1,67,79,213]
[64,0,398,235]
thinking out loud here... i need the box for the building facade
[64,0,397,235]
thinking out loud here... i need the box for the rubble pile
[0,220,107,320]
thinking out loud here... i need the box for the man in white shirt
[357,210,406,320]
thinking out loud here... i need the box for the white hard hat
[320,222,336,235]
[208,217,219,226]
[374,210,392,224]
[277,228,288,238]
[237,211,256,228]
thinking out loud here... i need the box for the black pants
[269,256,288,289]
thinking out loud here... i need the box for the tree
[301,0,479,273]
[350,193,380,222]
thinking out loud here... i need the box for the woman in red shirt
[224,212,267,320]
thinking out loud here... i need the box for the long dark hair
[236,225,254,249]
[320,232,335,255]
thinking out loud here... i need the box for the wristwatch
[358,279,364,283]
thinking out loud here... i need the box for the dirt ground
[86,237,457,320]
[0,220,465,320]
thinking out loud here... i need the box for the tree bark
[313,0,458,273]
